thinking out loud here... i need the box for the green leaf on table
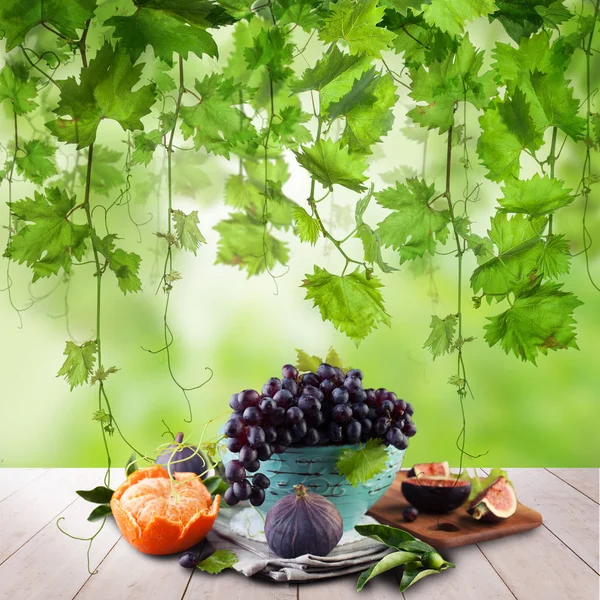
[0,63,38,115]
[303,266,391,343]
[294,140,368,193]
[5,187,89,280]
[484,282,582,364]
[293,206,320,246]
[172,209,206,255]
[0,0,96,50]
[400,568,445,592]
[214,213,289,277]
[354,523,432,550]
[336,438,389,486]
[422,0,496,37]
[498,174,574,216]
[470,213,547,300]
[203,475,229,496]
[57,341,97,390]
[180,75,256,157]
[319,0,396,58]
[15,140,57,184]
[375,177,450,263]
[196,549,238,574]
[244,27,295,81]
[88,504,113,522]
[537,235,571,279]
[477,89,544,182]
[76,485,115,504]
[46,43,156,149]
[357,551,420,591]
[423,314,457,359]
[296,349,323,372]
[93,234,142,294]
[408,35,497,133]
[106,0,226,65]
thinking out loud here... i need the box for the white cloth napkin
[210,507,391,581]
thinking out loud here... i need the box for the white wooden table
[0,469,598,600]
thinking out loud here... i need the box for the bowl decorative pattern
[222,443,405,531]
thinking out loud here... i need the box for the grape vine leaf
[244,27,295,82]
[336,438,389,486]
[537,234,571,279]
[293,206,321,245]
[105,0,228,65]
[57,340,97,390]
[0,0,97,50]
[498,174,574,216]
[270,106,313,148]
[319,0,396,58]
[15,140,57,184]
[5,187,89,280]
[196,549,238,574]
[375,177,450,263]
[325,347,344,369]
[46,43,156,148]
[93,234,142,294]
[0,63,38,115]
[470,213,547,300]
[303,266,391,343]
[408,35,497,133]
[423,314,457,359]
[329,69,398,154]
[180,75,256,157]
[274,0,324,31]
[421,0,497,37]
[296,349,323,372]
[294,140,368,192]
[172,209,206,255]
[76,146,124,195]
[214,213,289,277]
[477,89,544,182]
[490,0,558,42]
[484,282,582,364]
[132,130,163,166]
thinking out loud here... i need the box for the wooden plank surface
[0,468,49,503]
[297,571,401,600]
[547,468,599,503]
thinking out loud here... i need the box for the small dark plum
[403,506,419,522]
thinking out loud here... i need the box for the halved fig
[407,461,450,478]
[467,476,517,523]
[401,476,471,514]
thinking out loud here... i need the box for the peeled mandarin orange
[110,465,220,555]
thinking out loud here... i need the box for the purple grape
[290,420,307,441]
[225,460,246,483]
[304,428,320,445]
[367,407,377,421]
[238,389,260,410]
[332,403,352,424]
[224,415,244,438]
[319,379,336,399]
[345,420,362,443]
[282,364,299,380]
[301,372,321,387]
[229,393,241,412]
[259,398,276,414]
[344,376,362,394]
[269,406,286,426]
[328,422,343,442]
[226,437,243,452]
[361,418,373,438]
[403,421,417,437]
[276,427,293,447]
[223,486,239,506]
[247,425,266,448]
[386,427,408,449]
[321,401,333,418]
[375,388,387,403]
[347,368,363,380]
[253,473,270,489]
[350,389,367,404]
[332,387,349,405]
[374,416,391,436]
[179,550,201,568]
[334,367,345,381]
[263,425,277,443]
[286,406,304,424]
[365,388,377,407]
[233,479,252,501]
[249,486,265,506]
[317,363,338,380]
[382,390,397,402]
[242,406,262,425]
[352,402,369,420]
[262,377,282,397]
[378,400,395,416]
[256,443,273,461]
[393,418,405,431]
[306,410,324,427]
[273,389,294,409]
[240,445,257,464]
[403,506,419,522]
[244,459,260,472]
[302,384,323,400]
[281,378,298,395]
[405,402,414,416]
[393,399,407,417]
[298,394,321,413]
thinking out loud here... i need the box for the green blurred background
[1,11,599,469]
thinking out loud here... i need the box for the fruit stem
[293,484,308,498]
[472,505,486,520]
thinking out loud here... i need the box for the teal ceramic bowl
[222,443,405,531]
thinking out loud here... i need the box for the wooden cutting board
[367,471,543,550]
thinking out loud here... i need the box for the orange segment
[110,465,220,555]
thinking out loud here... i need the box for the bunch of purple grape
[222,363,417,507]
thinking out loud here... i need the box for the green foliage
[0,63,38,115]
[172,210,206,255]
[498,174,574,216]
[336,438,389,486]
[15,140,57,184]
[57,341,97,390]
[424,314,457,359]
[196,549,238,574]
[422,0,496,36]
[293,206,320,245]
